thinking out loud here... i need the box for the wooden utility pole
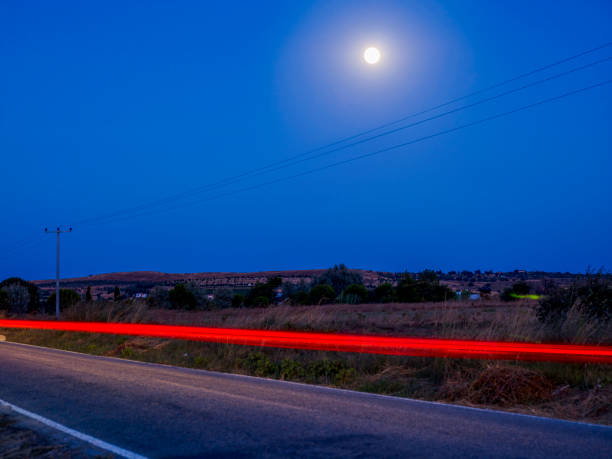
[44,227,72,319]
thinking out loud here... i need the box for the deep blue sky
[1,0,611,280]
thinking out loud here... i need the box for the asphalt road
[0,341,611,458]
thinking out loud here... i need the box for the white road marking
[0,398,148,459]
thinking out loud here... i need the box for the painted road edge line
[0,398,148,459]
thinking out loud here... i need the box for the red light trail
[0,320,610,364]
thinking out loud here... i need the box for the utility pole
[44,227,72,319]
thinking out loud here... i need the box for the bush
[241,352,277,377]
[252,296,270,307]
[168,283,198,310]
[47,289,81,311]
[147,286,170,309]
[309,284,336,305]
[340,284,369,304]
[537,274,611,324]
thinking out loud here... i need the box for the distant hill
[31,269,397,298]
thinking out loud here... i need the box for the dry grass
[58,298,612,344]
[3,299,611,425]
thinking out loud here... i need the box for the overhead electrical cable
[74,51,612,228]
[88,78,612,226]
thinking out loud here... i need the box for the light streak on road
[0,320,610,363]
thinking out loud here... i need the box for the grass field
[1,299,611,425]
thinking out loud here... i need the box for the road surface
[0,341,611,458]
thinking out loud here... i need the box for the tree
[251,296,270,307]
[513,282,531,295]
[396,271,456,303]
[210,289,233,309]
[47,289,81,311]
[0,277,40,313]
[283,281,310,305]
[309,284,336,305]
[232,293,245,308]
[85,286,92,302]
[395,274,418,302]
[114,286,121,301]
[168,283,198,310]
[0,289,8,311]
[341,284,369,304]
[2,284,30,314]
[245,277,282,307]
[372,283,394,303]
[313,264,363,294]
[501,281,532,301]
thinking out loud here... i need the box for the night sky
[1,1,611,280]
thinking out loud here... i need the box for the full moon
[363,47,381,64]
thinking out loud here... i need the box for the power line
[75,53,612,228]
[90,78,612,226]
[72,41,612,227]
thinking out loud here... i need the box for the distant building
[134,293,148,299]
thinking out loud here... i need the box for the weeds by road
[1,299,610,425]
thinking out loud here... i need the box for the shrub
[537,274,611,324]
[280,359,305,380]
[340,284,369,304]
[241,352,277,377]
[309,284,336,305]
[252,296,270,307]
[147,286,170,309]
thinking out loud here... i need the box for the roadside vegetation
[1,268,610,425]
